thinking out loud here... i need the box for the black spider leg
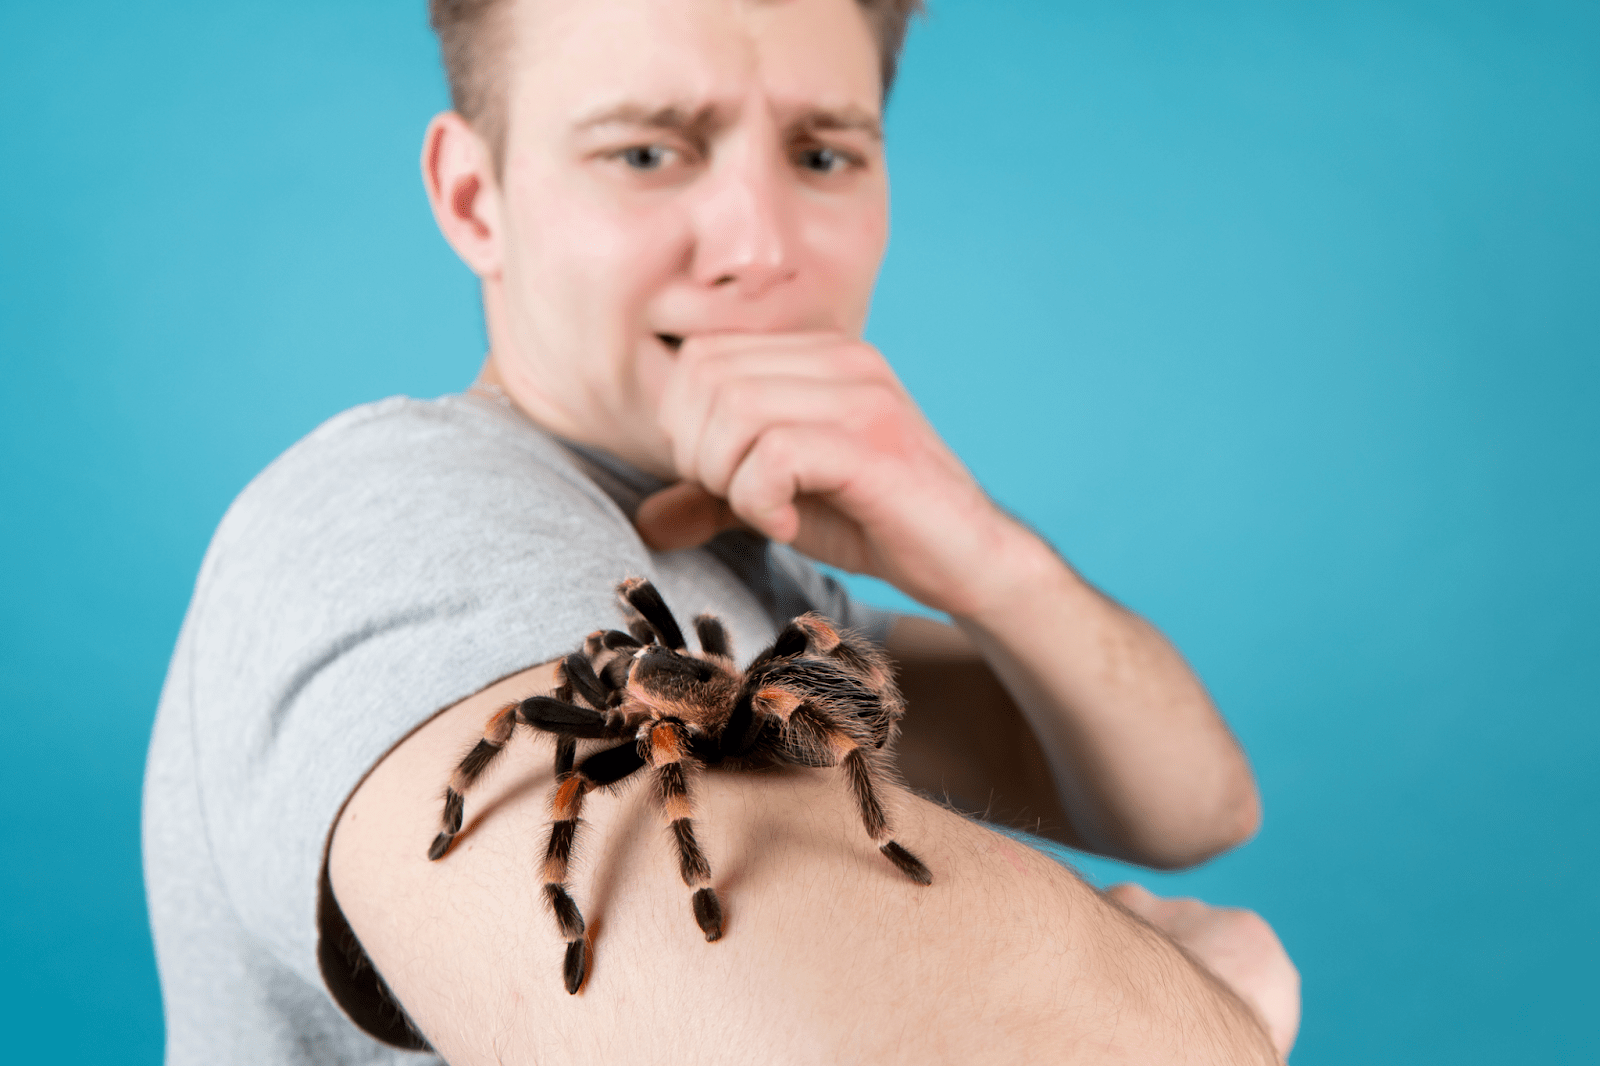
[542,739,650,995]
[600,628,644,652]
[785,703,932,887]
[427,685,627,862]
[552,653,616,779]
[562,652,611,709]
[719,690,761,760]
[619,577,687,650]
[644,719,724,941]
[693,613,731,658]
[428,700,521,861]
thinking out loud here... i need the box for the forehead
[506,0,882,130]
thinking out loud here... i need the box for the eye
[796,146,848,174]
[620,144,670,171]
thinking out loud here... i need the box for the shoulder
[165,396,655,986]
[174,394,658,808]
[194,394,646,624]
[217,395,621,555]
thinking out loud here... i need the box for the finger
[690,379,897,496]
[661,347,862,478]
[723,424,868,543]
[635,482,745,551]
[660,339,893,476]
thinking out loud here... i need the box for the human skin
[331,0,1297,1059]
[333,661,1282,1064]
[430,0,1259,869]
[1108,883,1302,1057]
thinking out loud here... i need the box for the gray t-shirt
[143,392,893,1064]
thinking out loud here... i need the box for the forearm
[331,674,1278,1065]
[633,332,1257,866]
[951,523,1260,867]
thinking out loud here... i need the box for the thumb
[635,481,747,551]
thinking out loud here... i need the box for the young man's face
[483,0,889,473]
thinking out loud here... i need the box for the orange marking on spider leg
[796,614,841,652]
[484,704,517,745]
[663,792,694,821]
[829,732,861,759]
[755,686,802,719]
[552,776,586,820]
[651,725,684,763]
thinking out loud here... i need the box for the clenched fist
[637,331,1036,617]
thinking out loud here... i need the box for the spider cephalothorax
[427,577,932,994]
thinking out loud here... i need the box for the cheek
[805,195,889,329]
[528,199,672,319]
[513,181,691,373]
[634,338,677,414]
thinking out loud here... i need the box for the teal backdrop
[2,1,1595,1062]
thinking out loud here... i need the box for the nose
[688,121,799,300]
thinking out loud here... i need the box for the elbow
[1114,774,1263,872]
[1201,781,1263,860]
[1172,774,1263,869]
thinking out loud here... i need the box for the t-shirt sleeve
[181,398,651,1039]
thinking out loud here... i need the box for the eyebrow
[572,102,882,142]
[574,103,720,138]
[791,106,883,141]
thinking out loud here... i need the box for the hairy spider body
[427,577,932,994]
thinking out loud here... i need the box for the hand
[636,331,1031,615]
[1106,883,1300,1060]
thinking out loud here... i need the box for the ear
[421,111,503,278]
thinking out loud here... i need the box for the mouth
[655,333,684,352]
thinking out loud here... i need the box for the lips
[655,333,684,352]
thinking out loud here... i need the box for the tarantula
[426,577,932,994]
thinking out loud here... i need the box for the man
[145,0,1298,1062]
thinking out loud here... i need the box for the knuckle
[839,339,885,373]
[753,427,800,470]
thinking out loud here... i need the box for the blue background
[2,0,1595,1061]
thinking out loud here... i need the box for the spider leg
[599,628,644,651]
[517,695,626,738]
[542,740,649,995]
[618,577,688,650]
[428,702,520,861]
[784,703,933,887]
[428,692,625,861]
[692,613,732,659]
[560,652,611,710]
[644,719,724,942]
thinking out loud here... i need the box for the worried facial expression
[477,0,890,474]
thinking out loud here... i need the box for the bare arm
[639,332,1259,869]
[890,556,1260,867]
[329,663,1281,1065]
